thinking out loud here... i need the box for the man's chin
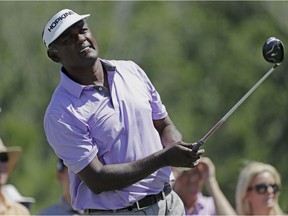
[79,48,98,58]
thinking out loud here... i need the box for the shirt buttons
[93,86,109,97]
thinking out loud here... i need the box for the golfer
[42,9,204,215]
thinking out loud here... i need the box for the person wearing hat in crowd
[172,157,236,215]
[37,159,82,215]
[42,8,204,215]
[0,138,30,215]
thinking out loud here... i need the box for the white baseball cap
[42,9,90,48]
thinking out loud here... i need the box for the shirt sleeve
[131,61,168,120]
[44,112,98,173]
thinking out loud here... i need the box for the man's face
[49,20,99,68]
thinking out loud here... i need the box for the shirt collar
[59,59,116,98]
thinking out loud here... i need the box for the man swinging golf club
[42,9,204,215]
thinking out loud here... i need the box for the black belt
[85,184,172,214]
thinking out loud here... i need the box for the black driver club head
[262,37,285,64]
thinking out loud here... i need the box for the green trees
[0,1,287,213]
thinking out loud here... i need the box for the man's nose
[76,33,86,44]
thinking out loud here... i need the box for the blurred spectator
[0,138,30,215]
[37,159,82,215]
[172,157,236,215]
[235,161,285,215]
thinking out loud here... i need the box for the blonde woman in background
[235,161,285,215]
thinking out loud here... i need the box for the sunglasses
[248,183,280,194]
[0,153,9,163]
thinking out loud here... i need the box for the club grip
[192,140,204,153]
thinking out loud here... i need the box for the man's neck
[62,58,104,85]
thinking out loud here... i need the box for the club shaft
[220,65,277,123]
[193,64,278,152]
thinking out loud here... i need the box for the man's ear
[47,47,61,63]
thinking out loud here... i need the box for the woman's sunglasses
[248,183,280,194]
[0,153,9,163]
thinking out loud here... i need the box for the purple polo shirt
[44,59,172,211]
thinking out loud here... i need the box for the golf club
[192,37,285,153]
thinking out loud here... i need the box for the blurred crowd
[0,136,285,215]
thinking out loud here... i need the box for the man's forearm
[153,116,183,147]
[160,124,183,147]
[79,150,166,194]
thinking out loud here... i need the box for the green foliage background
[0,1,287,214]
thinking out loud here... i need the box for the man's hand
[161,142,205,168]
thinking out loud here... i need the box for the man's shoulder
[101,59,146,79]
[101,59,138,69]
